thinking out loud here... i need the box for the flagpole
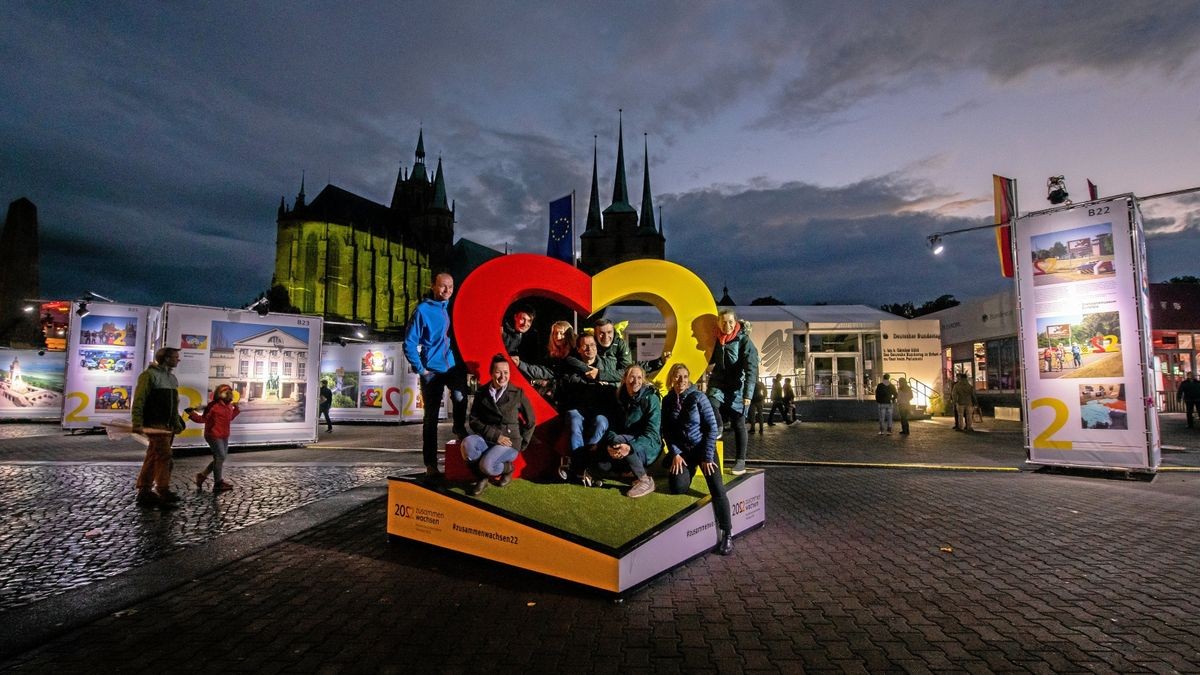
[572,190,578,331]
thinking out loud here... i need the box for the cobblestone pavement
[0,463,399,611]
[3,467,1198,672]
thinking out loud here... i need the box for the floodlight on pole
[929,234,944,255]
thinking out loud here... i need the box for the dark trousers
[898,403,911,433]
[667,451,732,533]
[590,433,648,479]
[708,395,748,462]
[747,400,764,431]
[320,407,332,431]
[420,367,468,469]
[1186,400,1199,428]
[767,400,786,424]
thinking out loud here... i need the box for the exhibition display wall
[1014,195,1160,471]
[0,349,67,421]
[318,342,436,422]
[62,304,155,430]
[161,304,322,448]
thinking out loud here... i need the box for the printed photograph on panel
[1030,223,1115,286]
[79,315,139,347]
[95,385,132,410]
[360,349,395,376]
[360,386,384,408]
[1,352,65,410]
[1035,312,1122,379]
[318,367,358,408]
[209,322,310,424]
[78,349,137,373]
[1079,383,1127,430]
[180,334,209,350]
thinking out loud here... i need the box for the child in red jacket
[187,384,240,491]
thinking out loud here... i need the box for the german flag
[993,175,1017,277]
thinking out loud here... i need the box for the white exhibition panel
[1013,196,1159,471]
[163,304,321,448]
[0,349,67,421]
[318,342,438,422]
[880,319,942,405]
[62,304,154,430]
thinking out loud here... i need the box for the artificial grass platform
[444,471,730,549]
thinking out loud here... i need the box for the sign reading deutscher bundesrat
[1013,195,1160,471]
[880,319,942,403]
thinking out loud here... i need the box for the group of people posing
[404,273,763,557]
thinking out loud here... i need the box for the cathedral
[578,114,666,275]
[272,131,454,333]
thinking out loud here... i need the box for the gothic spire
[583,135,602,235]
[295,171,306,209]
[410,129,428,183]
[432,157,449,211]
[610,109,630,208]
[639,133,656,233]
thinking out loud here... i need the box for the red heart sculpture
[453,254,591,426]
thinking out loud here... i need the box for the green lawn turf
[445,471,731,549]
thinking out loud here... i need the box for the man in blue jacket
[404,273,468,482]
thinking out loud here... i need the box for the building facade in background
[272,131,454,333]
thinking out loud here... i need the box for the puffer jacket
[662,385,719,463]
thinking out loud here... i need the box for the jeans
[708,393,748,462]
[136,431,175,494]
[878,403,893,432]
[462,435,519,477]
[567,410,608,456]
[591,433,648,479]
[667,449,732,533]
[320,407,333,431]
[420,366,468,469]
[203,436,229,483]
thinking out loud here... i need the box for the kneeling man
[462,354,537,495]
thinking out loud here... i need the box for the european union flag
[547,194,573,263]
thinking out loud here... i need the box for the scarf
[716,321,741,345]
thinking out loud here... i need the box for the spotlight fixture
[76,301,90,318]
[245,297,270,317]
[1047,175,1069,205]
[929,234,945,255]
[355,330,365,339]
[23,305,35,313]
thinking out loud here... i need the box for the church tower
[578,111,666,275]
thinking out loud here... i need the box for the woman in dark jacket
[585,365,662,498]
[707,309,759,475]
[663,363,733,555]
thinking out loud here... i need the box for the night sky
[3,1,1198,310]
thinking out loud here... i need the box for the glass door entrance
[811,354,860,399]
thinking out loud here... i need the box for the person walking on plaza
[462,355,536,496]
[767,373,785,426]
[188,384,240,492]
[1178,372,1200,428]
[952,372,978,432]
[404,272,469,483]
[783,377,796,424]
[896,377,913,435]
[663,363,733,555]
[748,378,766,434]
[706,309,759,475]
[131,347,186,507]
[319,379,333,433]
[875,373,897,435]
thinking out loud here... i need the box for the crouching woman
[585,365,661,498]
[462,354,536,496]
[662,363,734,555]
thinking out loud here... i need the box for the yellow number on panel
[178,386,204,438]
[402,387,416,417]
[1031,397,1072,450]
[64,392,90,422]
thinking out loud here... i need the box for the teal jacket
[604,384,663,465]
[707,321,760,412]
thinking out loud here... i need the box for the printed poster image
[1030,223,1116,287]
[318,367,359,408]
[94,385,132,411]
[180,334,208,350]
[361,387,384,408]
[0,351,66,419]
[209,321,310,425]
[1034,312,1122,379]
[361,349,395,376]
[79,314,139,347]
[1079,384,1127,430]
[78,349,137,373]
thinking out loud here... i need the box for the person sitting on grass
[662,363,733,555]
[583,365,662,498]
[462,354,536,496]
